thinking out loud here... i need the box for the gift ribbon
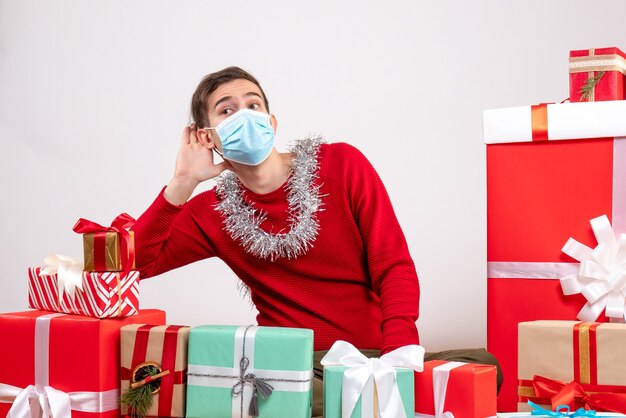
[560,215,626,322]
[528,400,598,417]
[569,53,626,76]
[72,213,135,275]
[39,254,84,301]
[0,313,119,418]
[573,322,599,385]
[414,361,466,418]
[187,325,314,418]
[530,375,626,414]
[531,104,549,142]
[320,340,425,418]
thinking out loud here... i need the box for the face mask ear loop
[200,127,224,157]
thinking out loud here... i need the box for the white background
[1,0,625,352]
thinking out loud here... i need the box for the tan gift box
[121,324,191,417]
[517,320,626,413]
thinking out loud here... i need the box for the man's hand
[164,124,231,205]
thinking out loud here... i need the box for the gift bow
[39,254,84,300]
[0,383,119,418]
[528,401,597,417]
[532,375,626,414]
[2,383,71,418]
[72,213,135,235]
[232,356,274,417]
[561,214,626,322]
[320,340,424,418]
[72,213,136,276]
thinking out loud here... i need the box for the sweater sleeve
[333,143,420,353]
[131,188,217,279]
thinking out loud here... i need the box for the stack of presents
[485,47,626,416]
[1,46,625,418]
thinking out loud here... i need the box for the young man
[133,66,500,416]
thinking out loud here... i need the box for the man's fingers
[181,125,192,145]
[189,123,199,143]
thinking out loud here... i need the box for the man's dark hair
[191,66,270,128]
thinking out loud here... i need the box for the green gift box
[187,325,314,418]
[323,366,414,418]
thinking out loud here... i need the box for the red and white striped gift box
[27,266,140,318]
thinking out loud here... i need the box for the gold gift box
[83,230,135,272]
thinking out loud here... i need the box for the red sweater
[133,142,420,353]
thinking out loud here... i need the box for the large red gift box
[569,47,626,102]
[0,309,166,418]
[483,100,626,411]
[414,360,497,418]
[28,267,140,318]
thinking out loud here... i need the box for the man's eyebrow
[213,95,233,109]
[244,91,263,100]
[213,91,263,110]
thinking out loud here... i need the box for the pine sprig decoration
[120,364,162,418]
[579,71,606,101]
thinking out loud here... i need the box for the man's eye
[249,103,260,110]
[221,108,233,115]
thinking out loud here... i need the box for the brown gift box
[517,320,626,412]
[121,324,191,417]
[83,230,135,272]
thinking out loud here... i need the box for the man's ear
[197,128,216,149]
[270,114,278,133]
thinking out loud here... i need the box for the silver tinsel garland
[215,136,325,261]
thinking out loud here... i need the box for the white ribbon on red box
[0,313,119,418]
[414,361,466,418]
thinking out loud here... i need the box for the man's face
[204,78,272,151]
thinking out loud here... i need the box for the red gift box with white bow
[0,309,165,418]
[414,360,497,418]
[483,100,626,411]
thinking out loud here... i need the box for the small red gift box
[0,309,166,418]
[569,47,626,102]
[28,266,140,318]
[483,100,626,411]
[414,360,497,418]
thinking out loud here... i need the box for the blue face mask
[209,108,275,166]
